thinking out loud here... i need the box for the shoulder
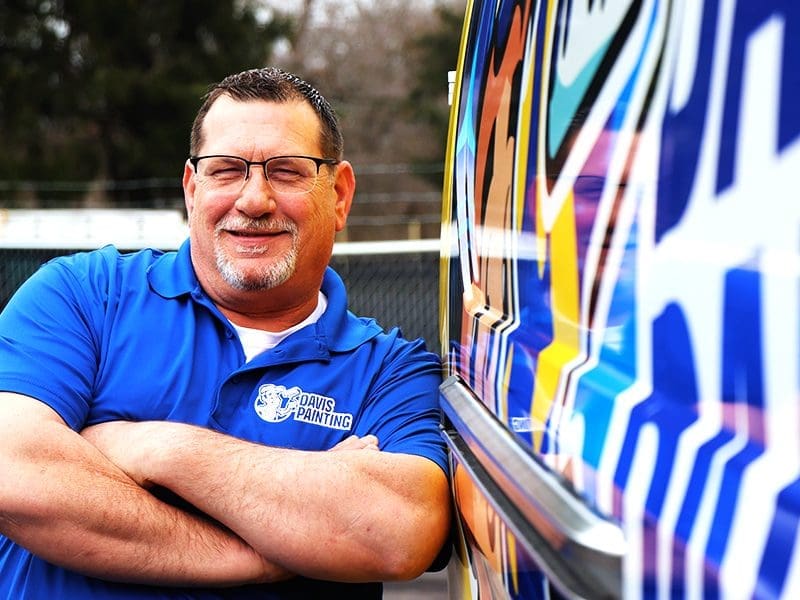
[42,245,165,280]
[371,325,439,363]
[9,245,167,312]
[338,321,443,392]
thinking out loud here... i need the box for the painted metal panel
[440,0,800,598]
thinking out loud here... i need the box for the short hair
[189,67,344,160]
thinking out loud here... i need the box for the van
[438,1,800,598]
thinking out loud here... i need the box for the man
[0,67,451,598]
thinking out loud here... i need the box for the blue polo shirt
[0,241,446,599]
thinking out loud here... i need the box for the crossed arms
[0,391,451,587]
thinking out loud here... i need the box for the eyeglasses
[189,154,339,195]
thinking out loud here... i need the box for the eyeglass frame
[188,154,340,195]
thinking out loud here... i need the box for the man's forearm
[0,394,285,586]
[93,421,451,582]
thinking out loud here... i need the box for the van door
[440,1,800,598]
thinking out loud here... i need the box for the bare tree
[250,0,464,240]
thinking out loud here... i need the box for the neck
[214,287,321,331]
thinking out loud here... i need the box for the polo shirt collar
[148,239,198,298]
[147,239,383,353]
[318,267,383,352]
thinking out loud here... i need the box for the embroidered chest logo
[253,384,353,431]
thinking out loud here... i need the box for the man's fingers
[330,434,380,451]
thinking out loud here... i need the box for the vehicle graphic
[439,0,800,598]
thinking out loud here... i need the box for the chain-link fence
[330,241,440,351]
[1,165,444,243]
[0,241,441,352]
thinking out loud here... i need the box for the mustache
[215,216,298,235]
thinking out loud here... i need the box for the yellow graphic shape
[500,343,514,424]
[535,0,558,281]
[532,189,580,449]
[507,527,519,594]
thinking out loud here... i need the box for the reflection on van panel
[439,0,800,598]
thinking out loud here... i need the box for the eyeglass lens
[196,156,321,194]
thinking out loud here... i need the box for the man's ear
[332,160,356,232]
[182,160,196,219]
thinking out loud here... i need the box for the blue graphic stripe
[696,266,766,593]
[613,301,698,492]
[717,3,800,192]
[656,0,720,242]
[574,221,638,471]
[756,478,800,597]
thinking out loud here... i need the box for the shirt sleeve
[354,332,448,474]
[0,254,105,429]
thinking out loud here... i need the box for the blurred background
[0,0,466,241]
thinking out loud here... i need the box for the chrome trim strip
[440,374,625,598]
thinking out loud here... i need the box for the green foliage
[0,0,292,205]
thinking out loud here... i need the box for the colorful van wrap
[439,0,800,598]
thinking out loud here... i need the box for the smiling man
[0,67,451,599]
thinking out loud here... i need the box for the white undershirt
[231,292,328,362]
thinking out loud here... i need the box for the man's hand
[329,434,380,452]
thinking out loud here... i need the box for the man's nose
[235,165,276,215]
